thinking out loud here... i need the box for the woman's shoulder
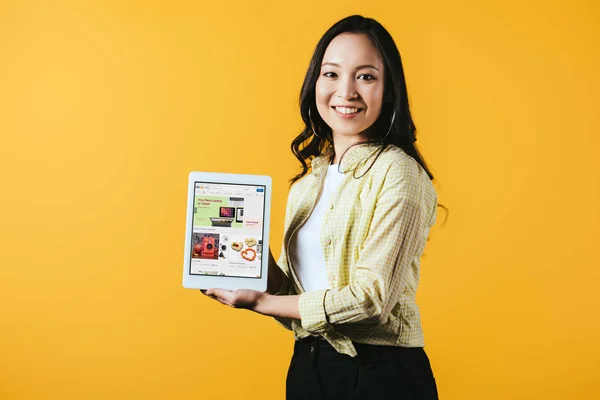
[376,144,411,163]
[371,145,422,177]
[371,145,436,198]
[380,146,437,208]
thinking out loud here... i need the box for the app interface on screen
[190,182,265,278]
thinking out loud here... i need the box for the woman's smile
[332,106,364,118]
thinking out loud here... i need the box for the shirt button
[329,204,334,210]
[310,345,315,353]
[326,238,332,245]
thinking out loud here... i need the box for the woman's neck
[332,134,366,164]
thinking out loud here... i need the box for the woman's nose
[335,77,358,100]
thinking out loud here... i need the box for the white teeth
[335,107,360,114]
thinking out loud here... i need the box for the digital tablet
[183,172,272,291]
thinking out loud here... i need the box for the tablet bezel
[183,172,272,291]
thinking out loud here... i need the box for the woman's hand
[202,288,268,311]
[201,288,301,320]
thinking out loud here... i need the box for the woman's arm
[256,293,300,319]
[203,288,301,320]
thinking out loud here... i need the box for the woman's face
[315,33,386,142]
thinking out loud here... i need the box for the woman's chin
[331,129,369,141]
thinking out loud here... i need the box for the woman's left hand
[202,288,268,311]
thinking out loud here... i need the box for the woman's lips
[332,106,364,119]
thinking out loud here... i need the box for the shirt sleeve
[299,159,434,334]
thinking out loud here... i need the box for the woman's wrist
[254,292,272,315]
[254,293,301,320]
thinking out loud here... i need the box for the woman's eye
[323,72,337,78]
[358,74,375,81]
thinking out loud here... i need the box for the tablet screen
[189,181,266,278]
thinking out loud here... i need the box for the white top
[289,164,345,292]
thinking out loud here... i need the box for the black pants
[286,337,439,400]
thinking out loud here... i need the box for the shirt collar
[311,143,383,174]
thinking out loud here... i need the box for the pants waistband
[296,336,385,365]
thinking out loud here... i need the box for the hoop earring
[382,110,396,141]
[308,107,320,138]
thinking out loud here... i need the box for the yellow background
[1,0,599,399]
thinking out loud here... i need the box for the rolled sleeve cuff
[299,289,331,334]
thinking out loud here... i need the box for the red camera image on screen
[219,207,235,218]
[191,233,220,260]
[201,236,216,257]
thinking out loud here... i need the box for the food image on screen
[241,248,256,261]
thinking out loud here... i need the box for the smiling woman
[204,15,441,400]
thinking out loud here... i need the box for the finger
[211,288,236,305]
[214,289,237,307]
[204,288,220,297]
[205,294,233,308]
[201,289,221,302]
[204,293,219,301]
[201,289,219,300]
[206,288,227,296]
[209,294,234,307]
[217,298,234,307]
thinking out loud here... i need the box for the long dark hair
[290,15,448,220]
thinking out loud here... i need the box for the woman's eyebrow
[321,62,380,71]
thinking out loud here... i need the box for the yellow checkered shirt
[274,143,438,357]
